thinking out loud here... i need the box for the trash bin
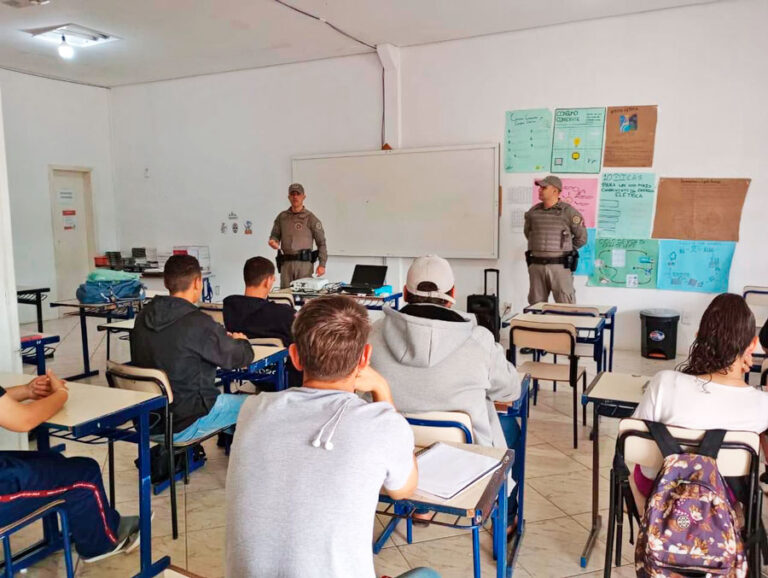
[640,309,680,360]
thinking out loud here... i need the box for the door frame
[48,164,97,269]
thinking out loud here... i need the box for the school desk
[16,286,50,333]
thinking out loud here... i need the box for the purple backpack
[635,422,747,578]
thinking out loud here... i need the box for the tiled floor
[2,313,756,577]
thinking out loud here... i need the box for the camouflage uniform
[270,208,327,288]
[524,201,587,304]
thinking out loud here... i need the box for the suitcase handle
[484,268,500,296]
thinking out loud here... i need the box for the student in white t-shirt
[632,293,768,497]
[225,295,440,578]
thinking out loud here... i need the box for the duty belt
[281,250,315,262]
[527,254,567,265]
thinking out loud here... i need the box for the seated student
[632,293,768,497]
[226,296,436,578]
[223,256,296,346]
[369,255,521,449]
[131,255,255,442]
[0,372,141,563]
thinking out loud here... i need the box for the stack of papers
[416,443,503,500]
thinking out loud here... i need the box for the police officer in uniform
[268,183,328,288]
[524,175,587,304]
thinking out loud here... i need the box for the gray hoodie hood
[380,305,476,368]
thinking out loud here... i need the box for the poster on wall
[531,177,598,228]
[603,105,658,167]
[574,228,596,276]
[551,107,606,174]
[504,109,553,173]
[652,178,750,241]
[596,173,656,239]
[656,240,736,293]
[588,238,659,289]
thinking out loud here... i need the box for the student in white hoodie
[369,255,522,449]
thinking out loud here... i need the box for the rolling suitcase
[467,268,500,342]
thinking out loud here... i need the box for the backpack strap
[697,429,726,459]
[645,421,683,457]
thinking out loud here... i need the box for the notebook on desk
[415,442,503,500]
[340,265,388,295]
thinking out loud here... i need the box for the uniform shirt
[226,388,414,578]
[524,201,587,256]
[270,208,328,266]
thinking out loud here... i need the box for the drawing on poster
[504,109,553,173]
[531,178,598,228]
[603,105,658,167]
[551,108,606,174]
[588,238,658,289]
[597,173,656,238]
[574,228,596,276]
[657,240,735,293]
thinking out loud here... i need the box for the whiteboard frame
[291,143,500,259]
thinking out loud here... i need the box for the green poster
[588,238,658,289]
[504,109,552,173]
[551,107,606,174]
[597,173,656,239]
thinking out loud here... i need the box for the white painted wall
[109,0,768,351]
[400,0,768,350]
[0,69,117,322]
[110,54,383,298]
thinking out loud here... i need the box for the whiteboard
[292,144,499,258]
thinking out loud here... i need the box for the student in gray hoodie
[369,255,521,449]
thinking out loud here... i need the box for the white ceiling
[0,0,717,87]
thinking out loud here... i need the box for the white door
[49,169,96,307]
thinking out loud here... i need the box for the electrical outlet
[679,310,689,326]
[214,285,221,296]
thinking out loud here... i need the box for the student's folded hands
[27,370,68,399]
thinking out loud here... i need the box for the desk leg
[580,402,601,568]
[609,315,615,372]
[134,410,170,578]
[65,309,98,381]
[278,358,286,391]
[36,293,44,333]
[35,343,46,376]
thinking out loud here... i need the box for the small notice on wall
[62,209,77,231]
[603,106,658,167]
[651,178,750,241]
[57,190,74,205]
[551,108,606,174]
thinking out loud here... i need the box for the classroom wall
[109,0,768,351]
[109,54,384,298]
[0,69,117,322]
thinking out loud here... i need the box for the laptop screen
[350,265,388,287]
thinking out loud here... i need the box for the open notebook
[415,442,504,500]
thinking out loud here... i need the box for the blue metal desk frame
[50,299,143,381]
[20,334,60,375]
[523,304,617,371]
[293,291,402,311]
[17,287,50,333]
[217,348,290,393]
[20,396,170,577]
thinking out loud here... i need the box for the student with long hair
[632,293,768,496]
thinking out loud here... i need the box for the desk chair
[605,419,761,577]
[509,319,586,448]
[540,304,607,371]
[200,308,224,326]
[1,500,74,578]
[268,292,295,307]
[106,362,232,540]
[249,337,283,347]
[374,411,474,554]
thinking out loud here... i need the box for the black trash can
[640,309,680,360]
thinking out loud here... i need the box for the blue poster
[657,240,736,293]
[574,228,596,276]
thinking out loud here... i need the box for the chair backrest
[541,303,600,317]
[404,411,474,446]
[200,307,225,326]
[249,337,284,348]
[268,292,295,307]
[618,418,759,477]
[743,286,768,307]
[508,319,576,355]
[106,361,173,403]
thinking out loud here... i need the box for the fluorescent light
[58,35,74,59]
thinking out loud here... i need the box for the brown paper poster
[603,105,657,167]
[651,178,750,241]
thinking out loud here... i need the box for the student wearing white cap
[369,255,522,449]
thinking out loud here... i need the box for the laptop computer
[341,265,388,295]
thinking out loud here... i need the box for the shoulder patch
[572,215,582,225]
[315,221,322,230]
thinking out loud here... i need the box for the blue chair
[1,500,74,578]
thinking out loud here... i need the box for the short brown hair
[243,257,275,287]
[405,281,451,306]
[164,255,201,294]
[292,295,370,381]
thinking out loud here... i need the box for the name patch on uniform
[572,215,582,225]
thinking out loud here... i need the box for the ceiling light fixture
[57,35,74,59]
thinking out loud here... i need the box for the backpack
[76,279,145,304]
[635,421,747,578]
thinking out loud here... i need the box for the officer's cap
[534,176,562,191]
[288,183,305,195]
